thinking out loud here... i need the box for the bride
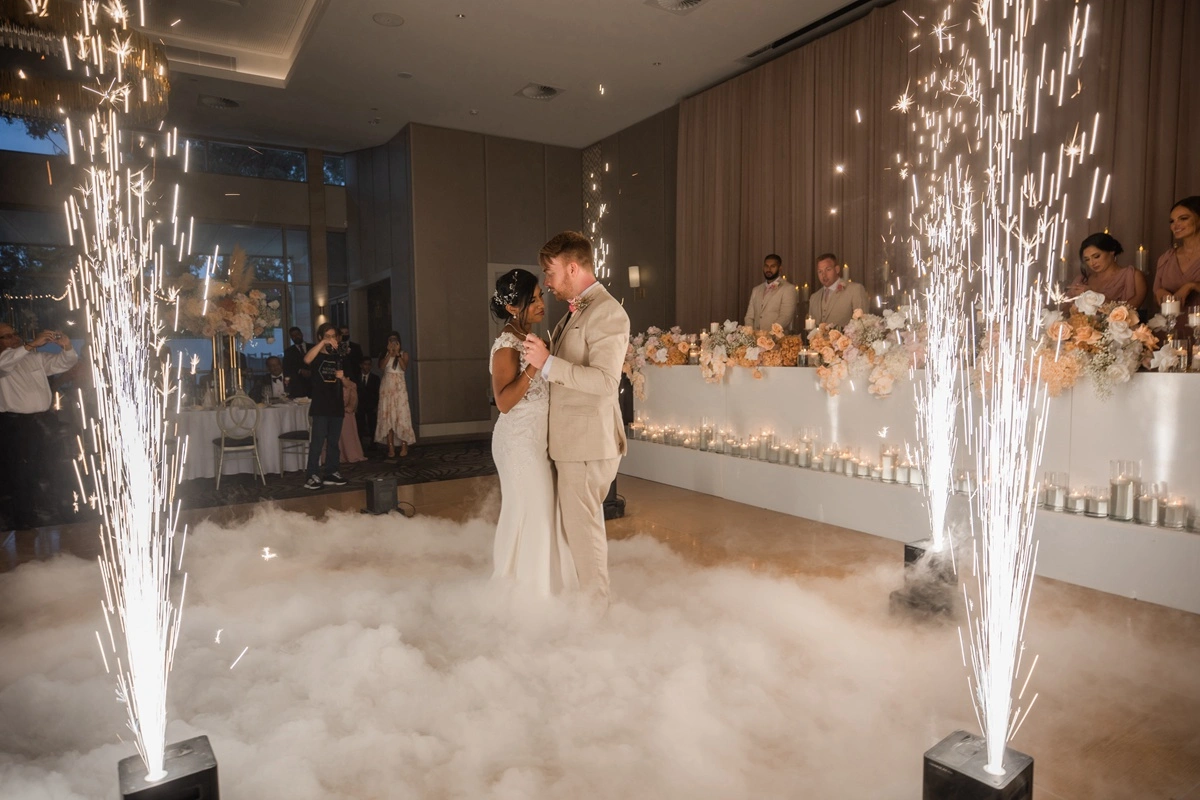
[489,269,578,595]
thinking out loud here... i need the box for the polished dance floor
[1,475,1198,799]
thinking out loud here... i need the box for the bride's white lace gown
[490,332,578,595]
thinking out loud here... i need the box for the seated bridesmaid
[1066,232,1147,309]
[1153,195,1200,313]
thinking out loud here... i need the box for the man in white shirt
[744,254,798,332]
[0,324,79,530]
[807,252,870,329]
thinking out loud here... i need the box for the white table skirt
[175,403,310,480]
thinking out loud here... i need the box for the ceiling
[148,0,857,154]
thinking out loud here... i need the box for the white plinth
[622,367,1200,614]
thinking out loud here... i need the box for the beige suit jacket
[744,279,798,332]
[546,284,630,462]
[809,281,870,328]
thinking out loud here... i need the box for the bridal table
[621,366,1200,614]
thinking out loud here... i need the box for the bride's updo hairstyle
[490,269,539,322]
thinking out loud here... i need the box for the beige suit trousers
[555,457,621,604]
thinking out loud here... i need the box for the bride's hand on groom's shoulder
[523,333,549,369]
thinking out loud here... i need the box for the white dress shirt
[0,345,79,413]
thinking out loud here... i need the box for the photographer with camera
[301,322,349,490]
[0,324,78,529]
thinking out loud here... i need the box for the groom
[524,231,630,608]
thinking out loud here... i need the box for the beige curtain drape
[675,0,1200,330]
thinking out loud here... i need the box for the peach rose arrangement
[1034,291,1159,398]
[175,245,281,341]
[806,308,926,398]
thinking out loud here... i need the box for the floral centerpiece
[807,308,925,397]
[174,245,281,341]
[1035,290,1159,398]
[698,321,804,382]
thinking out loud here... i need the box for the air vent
[645,0,710,15]
[516,83,563,101]
[198,95,240,110]
[372,12,405,26]
[164,45,237,72]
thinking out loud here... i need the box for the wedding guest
[808,253,868,328]
[0,325,78,529]
[282,326,312,398]
[254,356,288,403]
[1154,196,1200,314]
[337,376,366,464]
[338,325,364,381]
[744,254,798,332]
[355,356,380,448]
[375,331,416,460]
[302,322,348,490]
[1066,233,1147,308]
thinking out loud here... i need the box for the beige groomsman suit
[544,282,631,604]
[808,279,870,328]
[744,278,798,332]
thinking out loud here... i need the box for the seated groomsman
[255,356,288,403]
[744,253,798,332]
[808,252,869,329]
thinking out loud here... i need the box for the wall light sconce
[317,304,328,317]
[628,265,645,298]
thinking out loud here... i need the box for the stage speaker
[365,476,397,515]
[118,735,219,800]
[923,730,1032,800]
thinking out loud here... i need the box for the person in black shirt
[355,355,381,449]
[339,325,365,382]
[302,322,348,489]
[282,326,313,398]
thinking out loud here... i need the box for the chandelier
[0,0,170,126]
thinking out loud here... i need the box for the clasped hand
[523,334,549,369]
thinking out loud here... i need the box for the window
[0,118,68,156]
[182,138,306,182]
[323,155,346,186]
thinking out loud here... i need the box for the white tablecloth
[175,402,310,480]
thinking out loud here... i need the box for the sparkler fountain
[899,0,1104,794]
[50,1,218,795]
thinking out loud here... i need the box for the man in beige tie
[523,231,630,609]
[744,253,798,332]
[808,252,869,328]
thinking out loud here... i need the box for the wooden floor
[4,474,1199,799]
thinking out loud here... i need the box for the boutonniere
[568,296,592,314]
[835,283,845,293]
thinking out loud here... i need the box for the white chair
[278,414,311,475]
[213,391,266,490]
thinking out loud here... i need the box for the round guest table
[174,401,310,480]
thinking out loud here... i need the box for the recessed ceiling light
[516,83,563,101]
[397,71,413,79]
[469,109,479,115]
[372,12,405,26]
[456,13,465,18]
[652,61,662,66]
[368,117,381,125]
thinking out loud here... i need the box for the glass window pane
[327,231,347,286]
[0,117,68,156]
[288,284,313,339]
[286,230,310,283]
[323,155,346,186]
[204,141,306,182]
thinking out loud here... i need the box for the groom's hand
[523,334,549,369]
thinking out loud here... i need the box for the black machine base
[891,538,958,617]
[364,476,398,515]
[923,729,1033,800]
[603,478,625,520]
[118,735,219,800]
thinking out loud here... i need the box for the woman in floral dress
[374,331,415,458]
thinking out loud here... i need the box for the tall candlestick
[1135,245,1148,273]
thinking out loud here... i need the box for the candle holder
[1066,490,1088,514]
[880,445,898,483]
[1162,294,1181,333]
[1108,460,1139,522]
[1042,471,1068,511]
[1135,486,1162,527]
[1085,486,1109,518]
[1163,497,1190,530]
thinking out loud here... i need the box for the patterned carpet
[179,438,497,510]
[0,438,496,528]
